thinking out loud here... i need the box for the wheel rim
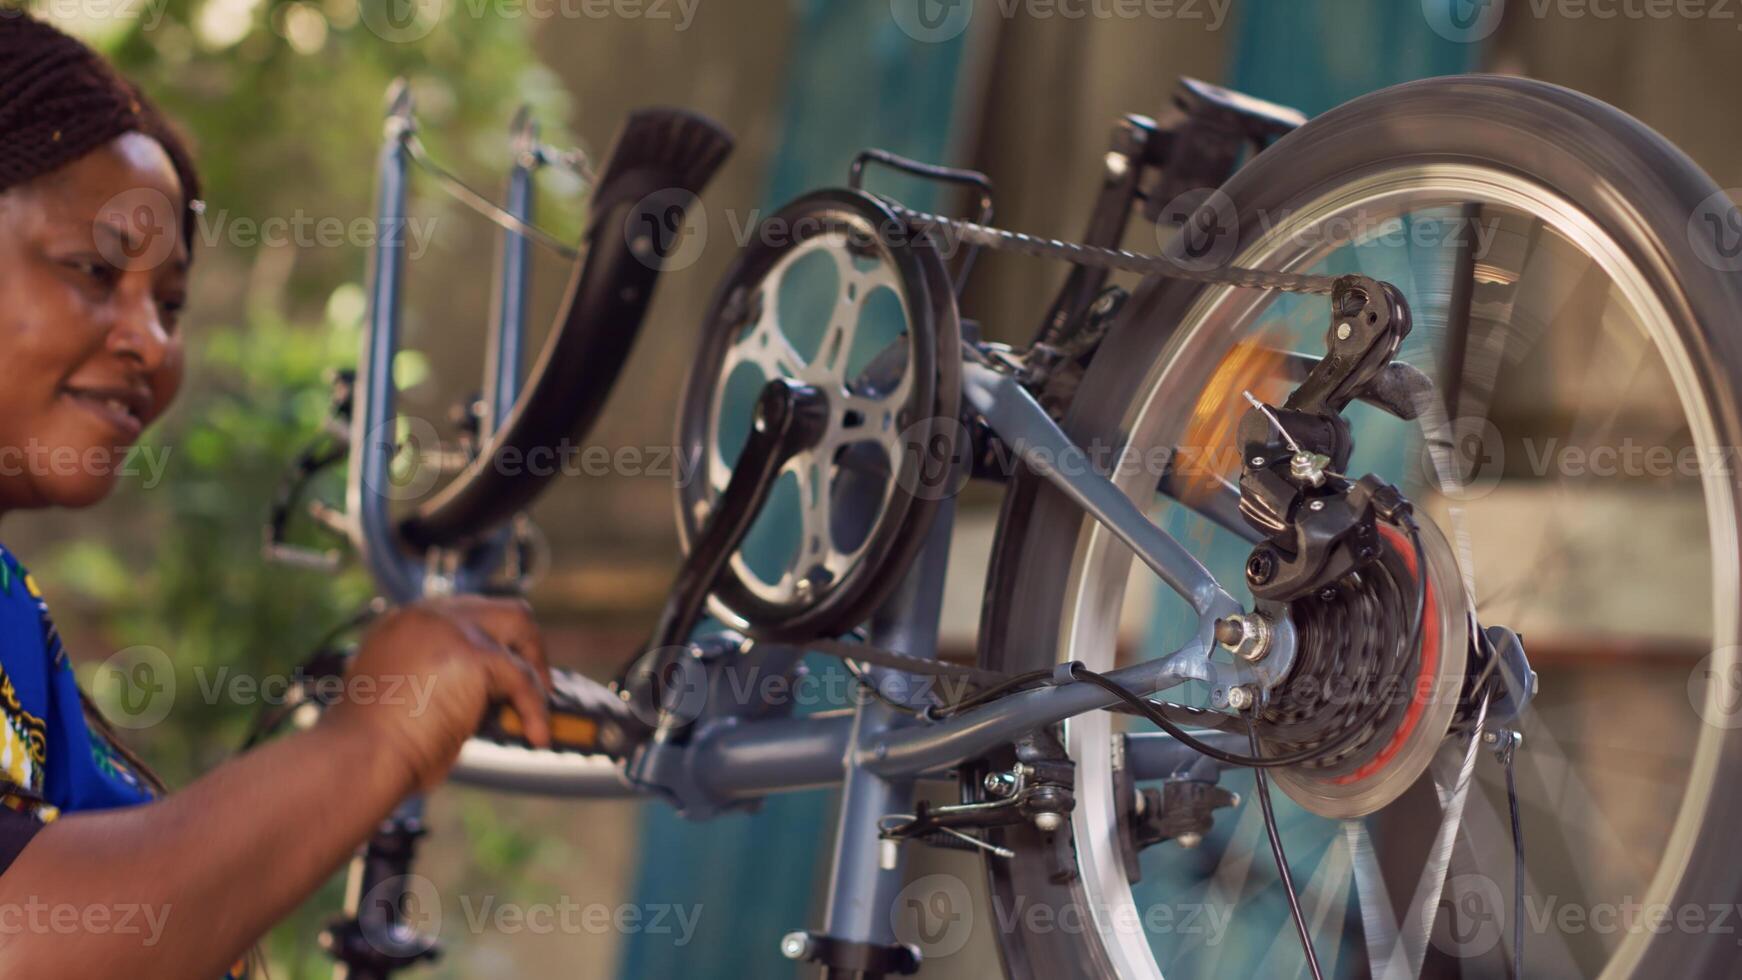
[1057,164,1738,978]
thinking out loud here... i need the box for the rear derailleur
[1236,274,1421,602]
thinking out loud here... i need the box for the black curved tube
[401,109,733,550]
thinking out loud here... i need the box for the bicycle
[263,73,1742,979]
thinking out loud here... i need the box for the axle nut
[1215,614,1273,663]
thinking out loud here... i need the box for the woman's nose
[105,293,173,372]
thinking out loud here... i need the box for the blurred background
[9,0,1741,976]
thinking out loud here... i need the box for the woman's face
[0,132,188,511]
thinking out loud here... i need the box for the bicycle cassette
[674,189,962,639]
[1263,518,1470,818]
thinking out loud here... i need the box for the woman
[0,14,554,977]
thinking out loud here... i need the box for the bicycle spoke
[792,455,834,573]
[1300,835,1355,978]
[1346,819,1403,978]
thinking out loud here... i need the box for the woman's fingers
[444,595,551,688]
[479,643,552,749]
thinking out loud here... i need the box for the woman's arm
[0,595,553,978]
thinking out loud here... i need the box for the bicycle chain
[592,205,1394,747]
[889,205,1342,295]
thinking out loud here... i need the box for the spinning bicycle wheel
[980,76,1742,979]
[675,189,962,639]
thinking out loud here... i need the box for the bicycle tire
[401,108,733,550]
[977,74,1742,979]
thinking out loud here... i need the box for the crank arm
[654,377,829,648]
[619,378,828,718]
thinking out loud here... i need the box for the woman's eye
[66,257,119,288]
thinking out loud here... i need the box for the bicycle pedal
[482,670,647,759]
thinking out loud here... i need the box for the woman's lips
[61,388,146,441]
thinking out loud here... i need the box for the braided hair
[0,10,201,253]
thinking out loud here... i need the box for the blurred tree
[35,1,584,973]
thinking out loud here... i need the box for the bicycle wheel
[979,75,1742,979]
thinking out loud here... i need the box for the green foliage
[35,2,581,974]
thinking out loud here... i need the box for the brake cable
[1503,736,1525,978]
[1249,717,1326,980]
[402,132,583,260]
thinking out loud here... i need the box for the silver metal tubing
[963,361,1241,622]
[347,82,425,603]
[690,712,854,800]
[450,740,642,797]
[858,639,1209,778]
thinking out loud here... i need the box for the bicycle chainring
[674,189,962,639]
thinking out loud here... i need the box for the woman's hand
[325,595,554,794]
[0,594,556,979]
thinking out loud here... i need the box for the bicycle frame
[331,83,1299,967]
